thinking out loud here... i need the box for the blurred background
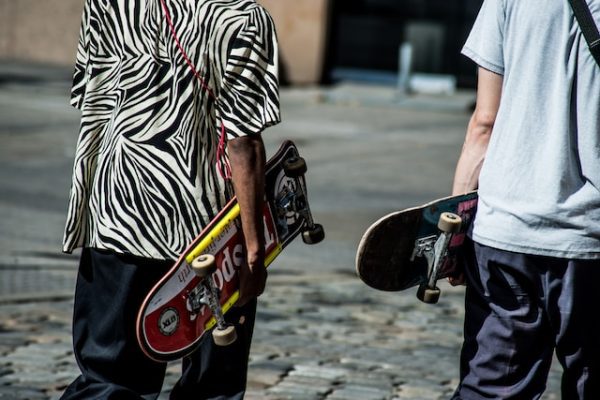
[0,0,482,89]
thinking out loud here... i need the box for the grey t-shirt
[463,0,600,259]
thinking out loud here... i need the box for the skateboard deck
[136,140,324,362]
[356,192,477,303]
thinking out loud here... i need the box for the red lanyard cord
[159,0,231,180]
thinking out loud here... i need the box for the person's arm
[448,67,502,286]
[228,134,267,306]
[452,67,503,195]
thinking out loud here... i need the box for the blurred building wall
[0,0,83,66]
[260,0,331,85]
[0,0,330,85]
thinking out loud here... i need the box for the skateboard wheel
[213,325,237,346]
[302,223,325,244]
[283,156,307,177]
[191,254,217,278]
[438,212,462,233]
[417,284,441,304]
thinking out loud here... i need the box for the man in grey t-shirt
[451,0,600,398]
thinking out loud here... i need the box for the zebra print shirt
[63,0,280,260]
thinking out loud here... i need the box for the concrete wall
[260,0,330,85]
[0,0,83,66]
[0,0,330,85]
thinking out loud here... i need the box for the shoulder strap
[568,0,600,66]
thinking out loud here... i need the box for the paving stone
[0,332,30,348]
[276,378,332,397]
[248,368,286,387]
[0,386,47,400]
[290,365,348,381]
[396,384,446,400]
[266,385,325,400]
[327,384,390,400]
[343,373,394,391]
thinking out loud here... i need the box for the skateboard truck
[412,212,462,304]
[190,254,237,346]
[281,156,325,245]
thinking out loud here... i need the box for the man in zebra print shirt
[60,1,280,398]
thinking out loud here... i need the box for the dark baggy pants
[452,242,600,400]
[60,248,256,400]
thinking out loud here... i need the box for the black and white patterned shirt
[63,0,280,260]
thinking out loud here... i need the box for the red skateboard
[136,140,324,362]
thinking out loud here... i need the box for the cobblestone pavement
[0,275,562,400]
[0,63,561,399]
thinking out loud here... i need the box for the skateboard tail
[356,209,424,292]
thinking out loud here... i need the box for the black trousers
[453,242,600,400]
[61,248,257,400]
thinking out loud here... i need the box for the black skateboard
[356,192,478,303]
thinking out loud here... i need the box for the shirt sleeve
[70,0,91,110]
[462,0,506,75]
[217,8,281,139]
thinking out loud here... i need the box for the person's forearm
[228,134,267,305]
[228,135,266,260]
[452,67,502,195]
[452,112,493,195]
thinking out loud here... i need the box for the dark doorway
[323,0,483,88]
